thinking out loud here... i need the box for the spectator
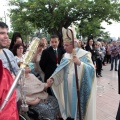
[106,43,111,64]
[95,42,103,77]
[4,39,11,49]
[40,37,48,49]
[12,43,24,67]
[77,39,85,49]
[85,36,96,64]
[110,40,119,71]
[20,65,60,120]
[9,32,23,51]
[31,41,45,81]
[40,35,65,95]
[101,41,106,66]
[116,59,120,120]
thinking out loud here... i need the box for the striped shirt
[110,45,120,57]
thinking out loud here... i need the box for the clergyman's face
[0,27,8,48]
[63,42,73,54]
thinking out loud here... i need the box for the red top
[0,60,19,120]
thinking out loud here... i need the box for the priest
[48,27,96,120]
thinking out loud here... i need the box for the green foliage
[9,1,35,41]
[8,31,14,39]
[9,0,120,43]
[0,17,3,21]
[76,18,110,40]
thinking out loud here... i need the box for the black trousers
[118,60,120,94]
[106,54,111,63]
[116,102,120,120]
[66,118,74,120]
[96,59,102,75]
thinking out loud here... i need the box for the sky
[101,21,120,39]
[0,0,11,29]
[0,0,120,39]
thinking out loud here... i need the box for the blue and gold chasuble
[51,48,96,120]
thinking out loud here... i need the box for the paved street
[96,63,120,120]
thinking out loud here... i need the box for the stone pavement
[96,63,120,120]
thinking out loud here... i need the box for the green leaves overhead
[9,0,120,40]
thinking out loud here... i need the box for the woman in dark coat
[85,36,96,64]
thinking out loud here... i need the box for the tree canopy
[9,0,120,43]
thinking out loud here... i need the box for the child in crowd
[95,42,103,77]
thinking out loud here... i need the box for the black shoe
[96,75,100,78]
[66,118,74,120]
[110,69,113,71]
[59,118,64,120]
[99,74,102,77]
[115,69,118,71]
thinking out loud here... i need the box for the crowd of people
[0,21,119,120]
[80,36,120,77]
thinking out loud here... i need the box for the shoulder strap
[3,50,16,76]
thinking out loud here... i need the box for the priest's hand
[73,55,81,66]
[47,78,54,87]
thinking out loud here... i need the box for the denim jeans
[111,55,118,70]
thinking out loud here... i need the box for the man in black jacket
[116,59,120,120]
[118,59,120,94]
[40,35,65,94]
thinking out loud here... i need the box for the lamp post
[3,4,7,24]
[4,11,6,23]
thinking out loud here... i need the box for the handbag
[3,50,16,76]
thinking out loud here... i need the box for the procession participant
[47,27,96,120]
[0,22,20,102]
[0,21,19,76]
[0,60,19,120]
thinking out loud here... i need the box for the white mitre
[62,24,77,42]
